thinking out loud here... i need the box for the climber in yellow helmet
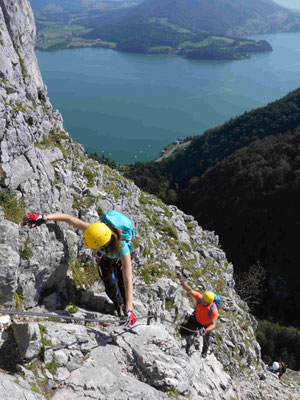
[177,273,219,358]
[26,211,136,326]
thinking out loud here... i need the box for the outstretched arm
[180,280,198,298]
[46,213,90,231]
[27,212,90,231]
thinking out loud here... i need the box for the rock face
[0,1,300,399]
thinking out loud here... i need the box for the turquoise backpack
[100,210,135,242]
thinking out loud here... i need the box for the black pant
[180,313,211,354]
[98,257,125,316]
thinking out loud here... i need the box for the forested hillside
[31,0,141,13]
[82,0,300,37]
[126,88,300,202]
[126,88,300,329]
[178,132,300,326]
[33,0,296,58]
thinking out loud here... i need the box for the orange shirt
[194,292,218,326]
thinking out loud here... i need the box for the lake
[36,32,300,164]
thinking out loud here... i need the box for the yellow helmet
[203,291,215,304]
[83,222,111,249]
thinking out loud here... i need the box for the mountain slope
[32,0,300,56]
[178,131,300,326]
[1,1,289,397]
[126,88,300,199]
[83,0,300,37]
[126,89,300,327]
[1,0,300,393]
[69,0,298,58]
[30,0,142,14]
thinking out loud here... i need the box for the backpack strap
[196,296,203,306]
[208,302,216,319]
[95,252,114,281]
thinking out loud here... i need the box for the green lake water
[36,32,300,164]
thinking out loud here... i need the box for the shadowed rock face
[0,1,300,400]
[0,0,44,102]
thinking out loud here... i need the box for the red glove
[26,213,46,227]
[199,327,207,336]
[125,310,137,327]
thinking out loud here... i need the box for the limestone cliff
[0,1,299,399]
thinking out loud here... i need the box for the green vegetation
[69,259,99,290]
[0,189,26,224]
[67,302,79,314]
[148,46,173,54]
[161,222,178,240]
[178,36,272,61]
[29,382,44,396]
[168,388,183,399]
[39,325,47,335]
[33,0,130,51]
[101,166,129,199]
[8,101,27,113]
[19,239,33,260]
[256,320,300,370]
[240,320,250,332]
[35,132,71,158]
[72,193,93,210]
[15,288,23,311]
[140,260,173,284]
[96,207,104,219]
[36,23,93,50]
[126,89,300,345]
[23,360,49,398]
[178,243,191,256]
[126,88,300,203]
[39,325,52,347]
[83,164,96,187]
[88,152,118,170]
[31,0,287,60]
[46,355,59,375]
[19,246,33,259]
[15,47,27,78]
[131,236,140,249]
[214,332,222,347]
[165,299,174,312]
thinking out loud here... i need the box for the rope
[160,316,201,334]
[0,309,150,324]
[0,309,200,333]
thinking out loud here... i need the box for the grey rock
[0,220,19,251]
[0,372,45,399]
[238,342,246,356]
[53,349,69,366]
[54,367,70,382]
[1,155,34,188]
[12,321,41,360]
[18,365,37,384]
[229,328,237,345]
[0,244,19,306]
[0,1,298,399]
[67,350,83,371]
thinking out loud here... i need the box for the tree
[234,262,266,308]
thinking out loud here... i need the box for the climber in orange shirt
[178,274,219,358]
